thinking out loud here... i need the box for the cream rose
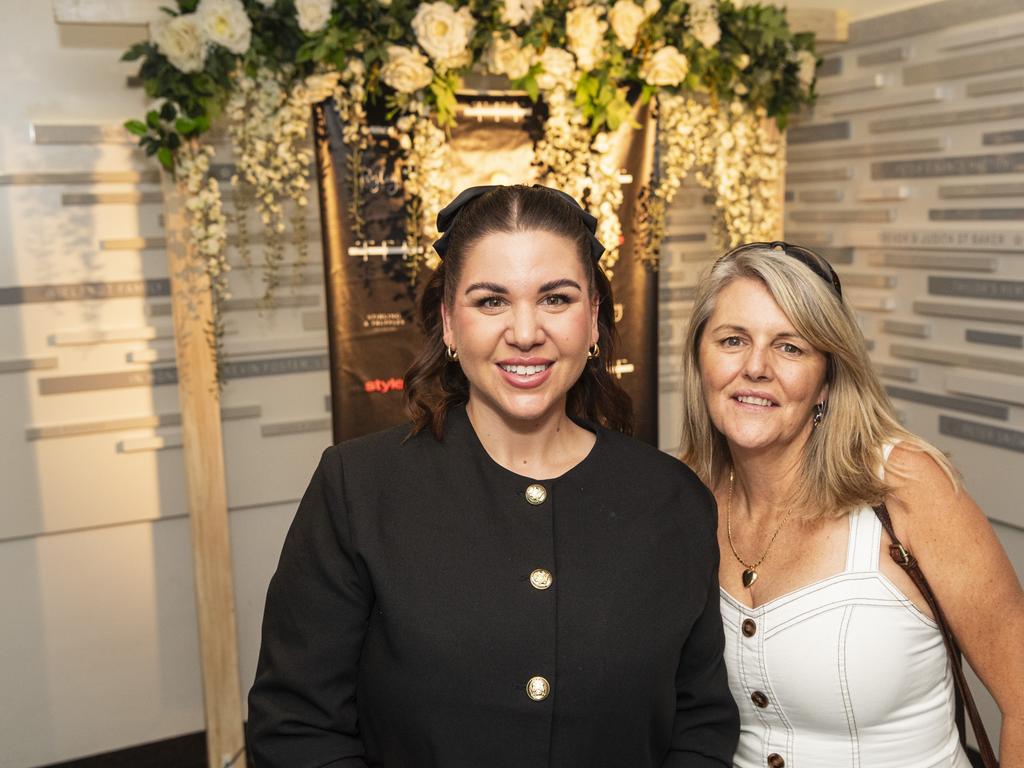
[196,0,252,54]
[412,2,475,64]
[380,45,434,93]
[295,0,333,34]
[484,34,532,80]
[796,49,817,87]
[535,46,576,90]
[640,45,689,86]
[687,0,720,48]
[565,6,608,72]
[500,0,543,26]
[608,0,646,49]
[643,0,660,17]
[151,14,207,73]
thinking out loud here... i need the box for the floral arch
[124,0,817,366]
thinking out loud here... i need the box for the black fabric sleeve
[247,447,372,768]
[663,495,740,767]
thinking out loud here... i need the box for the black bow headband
[432,184,606,262]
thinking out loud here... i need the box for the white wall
[0,3,331,765]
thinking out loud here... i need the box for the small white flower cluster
[151,0,251,73]
[393,100,453,272]
[176,141,230,365]
[651,93,782,253]
[710,104,783,247]
[586,132,625,277]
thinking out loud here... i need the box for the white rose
[643,0,660,17]
[686,1,720,49]
[608,0,646,49]
[380,45,434,93]
[196,0,252,54]
[151,14,207,73]
[565,6,608,72]
[295,0,332,34]
[535,46,576,90]
[412,2,475,63]
[640,45,689,86]
[500,0,542,26]
[796,49,817,87]
[484,34,532,79]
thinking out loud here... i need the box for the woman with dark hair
[247,185,738,767]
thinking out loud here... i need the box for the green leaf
[175,116,197,134]
[156,146,174,170]
[124,119,149,137]
[146,110,161,130]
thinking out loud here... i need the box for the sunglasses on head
[719,241,843,298]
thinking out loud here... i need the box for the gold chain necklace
[725,468,794,588]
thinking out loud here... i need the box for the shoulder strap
[872,503,998,768]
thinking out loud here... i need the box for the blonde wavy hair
[678,245,958,517]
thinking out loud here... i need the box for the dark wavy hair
[404,185,634,439]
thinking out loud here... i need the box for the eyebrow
[709,323,804,339]
[464,278,583,295]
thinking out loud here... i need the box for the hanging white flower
[151,14,208,73]
[411,2,475,64]
[534,46,576,91]
[380,45,434,93]
[608,0,646,49]
[640,45,689,86]
[687,0,721,49]
[795,49,817,87]
[484,34,532,80]
[735,53,751,70]
[305,71,341,102]
[500,0,543,26]
[196,0,252,55]
[565,6,608,72]
[295,0,333,35]
[643,0,660,17]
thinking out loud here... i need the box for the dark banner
[312,98,658,444]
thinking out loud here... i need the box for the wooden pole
[162,170,247,768]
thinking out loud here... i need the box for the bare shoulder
[883,444,977,544]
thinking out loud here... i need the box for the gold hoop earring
[446,345,458,362]
[587,343,600,360]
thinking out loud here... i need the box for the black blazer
[248,407,738,767]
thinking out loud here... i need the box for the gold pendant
[742,568,758,588]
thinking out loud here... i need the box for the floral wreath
[123,0,817,374]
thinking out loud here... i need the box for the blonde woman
[678,242,1022,768]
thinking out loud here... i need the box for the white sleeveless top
[720,504,971,768]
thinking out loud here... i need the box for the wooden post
[162,171,248,768]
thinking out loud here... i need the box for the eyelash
[473,293,572,309]
[718,336,805,355]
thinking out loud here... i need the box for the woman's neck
[728,443,806,523]
[466,399,595,479]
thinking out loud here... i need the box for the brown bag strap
[873,503,999,768]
